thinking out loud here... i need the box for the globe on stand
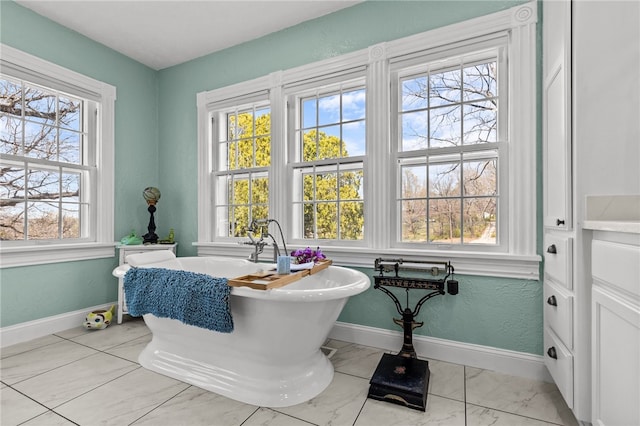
[142,187,161,244]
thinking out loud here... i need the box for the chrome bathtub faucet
[244,218,288,263]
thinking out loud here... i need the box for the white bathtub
[112,251,370,407]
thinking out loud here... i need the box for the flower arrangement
[291,247,326,264]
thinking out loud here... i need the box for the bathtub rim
[112,255,371,302]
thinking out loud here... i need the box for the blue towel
[123,267,233,333]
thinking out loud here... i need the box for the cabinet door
[543,0,572,230]
[592,286,640,426]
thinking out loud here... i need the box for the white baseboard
[0,302,117,348]
[329,321,553,383]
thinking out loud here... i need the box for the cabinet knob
[556,219,565,226]
[547,244,557,254]
[547,346,558,360]
[547,295,557,306]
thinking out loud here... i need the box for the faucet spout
[244,218,288,263]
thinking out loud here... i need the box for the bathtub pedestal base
[368,353,430,411]
[138,316,336,408]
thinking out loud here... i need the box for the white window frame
[0,45,116,268]
[195,2,540,279]
[389,41,508,252]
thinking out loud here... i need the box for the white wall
[574,0,640,197]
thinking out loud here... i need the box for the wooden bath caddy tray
[228,259,332,290]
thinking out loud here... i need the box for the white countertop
[583,195,640,234]
[583,220,640,234]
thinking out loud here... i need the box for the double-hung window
[0,45,116,267]
[392,46,506,251]
[288,80,366,242]
[213,101,271,238]
[197,3,538,278]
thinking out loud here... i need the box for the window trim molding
[0,44,116,268]
[195,2,541,279]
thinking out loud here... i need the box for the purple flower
[290,246,325,264]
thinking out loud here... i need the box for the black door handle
[547,346,558,360]
[547,295,557,306]
[556,219,565,226]
[547,244,557,254]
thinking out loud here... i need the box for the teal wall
[1,0,541,355]
[0,1,159,326]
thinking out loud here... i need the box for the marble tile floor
[1,318,578,426]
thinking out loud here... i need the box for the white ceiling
[15,0,361,70]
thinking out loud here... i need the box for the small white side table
[117,243,177,324]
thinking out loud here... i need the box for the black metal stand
[367,258,459,411]
[143,204,158,244]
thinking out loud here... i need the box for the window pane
[401,110,428,151]
[463,101,497,144]
[302,98,317,129]
[58,96,82,131]
[232,177,249,205]
[27,201,59,240]
[255,135,271,167]
[316,202,337,239]
[339,169,363,200]
[232,205,249,237]
[340,201,364,240]
[302,129,318,162]
[59,129,82,164]
[401,165,427,198]
[318,125,341,160]
[62,203,80,238]
[463,158,497,197]
[318,93,340,126]
[302,173,314,201]
[255,108,270,136]
[428,198,461,244]
[0,116,22,155]
[303,202,315,238]
[61,171,80,202]
[24,120,56,160]
[429,162,460,197]
[430,69,461,107]
[342,121,365,156]
[215,206,230,237]
[251,175,269,204]
[0,79,23,119]
[430,105,461,148]
[402,76,428,111]
[464,197,496,244]
[0,202,25,240]
[27,169,59,201]
[342,89,366,121]
[23,86,56,126]
[401,199,427,241]
[463,62,497,101]
[316,172,337,201]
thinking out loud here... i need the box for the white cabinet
[591,233,640,426]
[542,0,580,416]
[117,243,177,324]
[543,0,572,231]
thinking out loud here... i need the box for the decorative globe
[143,187,161,205]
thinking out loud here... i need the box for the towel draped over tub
[123,267,233,333]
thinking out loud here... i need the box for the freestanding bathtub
[112,251,370,407]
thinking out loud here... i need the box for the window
[214,102,271,237]
[290,83,366,241]
[196,3,539,278]
[393,50,505,250]
[0,45,116,267]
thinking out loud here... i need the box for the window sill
[193,242,541,280]
[0,243,117,268]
